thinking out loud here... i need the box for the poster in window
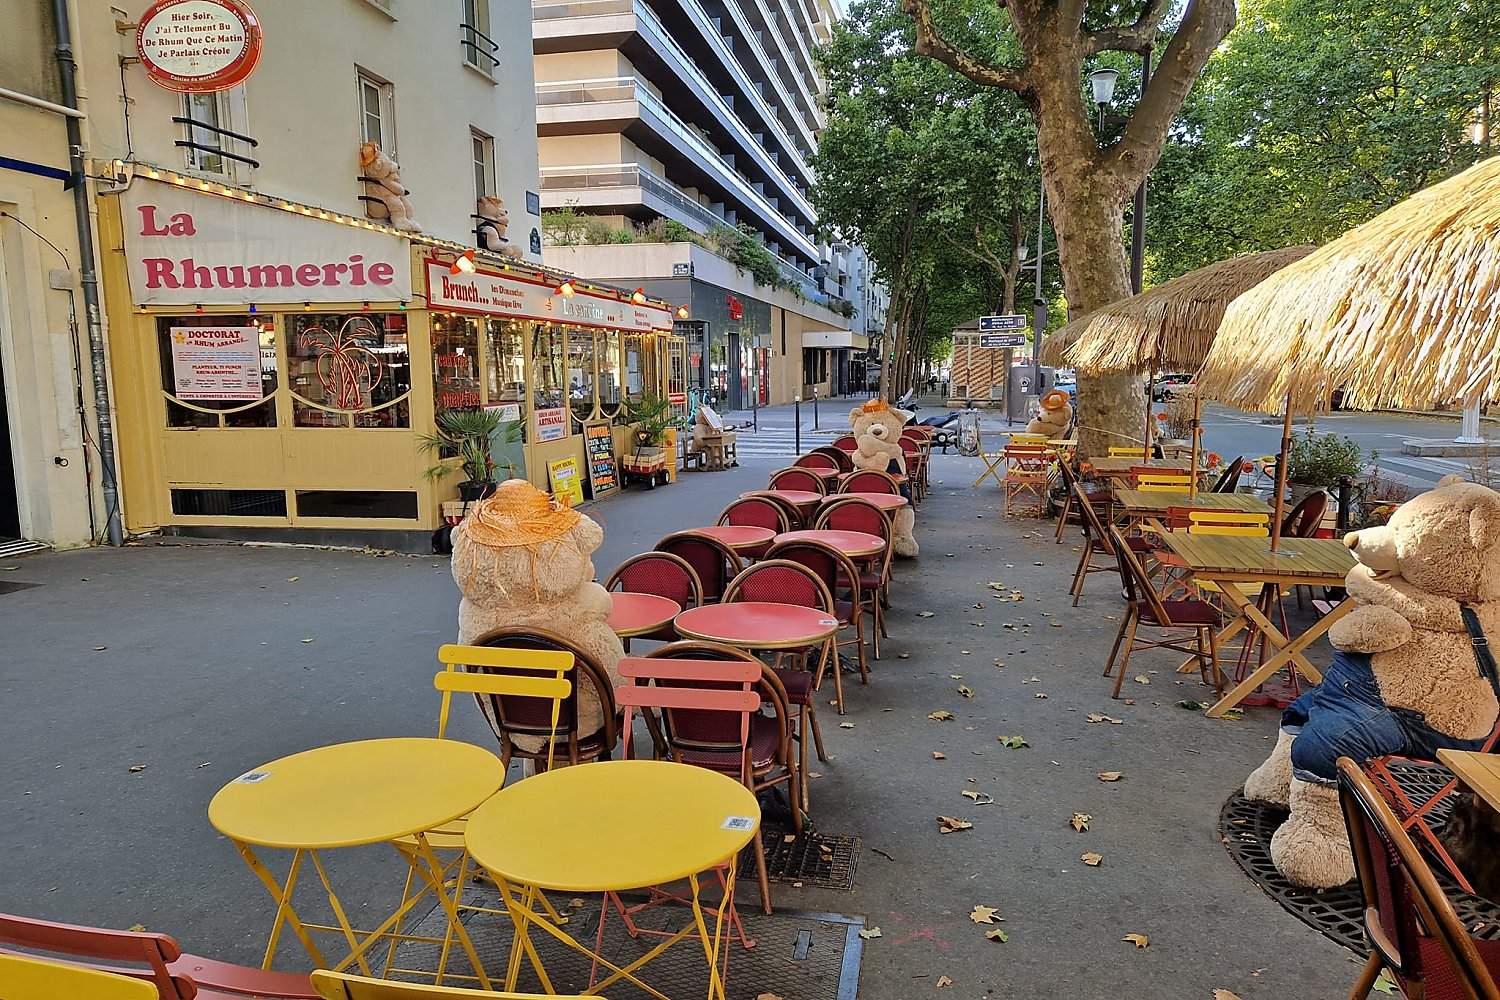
[583,421,618,498]
[535,406,567,442]
[169,325,263,400]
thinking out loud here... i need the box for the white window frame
[471,128,496,201]
[180,86,249,181]
[460,0,497,75]
[356,69,397,160]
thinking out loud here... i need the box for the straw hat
[860,398,892,414]
[460,479,581,550]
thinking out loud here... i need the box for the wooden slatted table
[1437,750,1500,813]
[1114,489,1271,533]
[1156,533,1356,717]
[1087,457,1192,477]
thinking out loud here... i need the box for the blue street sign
[979,332,1027,348]
[979,314,1028,332]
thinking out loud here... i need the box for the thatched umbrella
[1037,320,1082,367]
[1198,154,1500,546]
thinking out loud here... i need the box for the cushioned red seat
[1141,599,1220,626]
[773,668,815,704]
[676,713,780,770]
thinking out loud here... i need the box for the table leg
[686,867,735,1000]
[1178,606,1250,673]
[1204,598,1351,718]
[497,880,557,995]
[410,833,491,990]
[232,842,327,971]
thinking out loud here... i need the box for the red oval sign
[136,0,263,93]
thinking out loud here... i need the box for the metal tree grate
[749,827,861,890]
[1220,780,1500,954]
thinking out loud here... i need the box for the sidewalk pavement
[0,451,1356,998]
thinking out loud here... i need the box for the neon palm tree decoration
[297,317,385,409]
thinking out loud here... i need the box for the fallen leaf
[996,735,1028,749]
[960,790,994,804]
[1372,971,1398,994]
[898,652,910,659]
[1212,991,1243,1000]
[937,815,973,834]
[1122,933,1149,949]
[1176,699,1205,711]
[1034,692,1048,699]
[1070,811,1092,832]
[570,897,587,908]
[984,928,1009,943]
[1221,709,1245,721]
[1082,852,1103,866]
[958,685,974,699]
[928,710,955,722]
[1085,712,1122,724]
[300,638,315,644]
[1123,698,1136,706]
[128,764,146,773]
[1097,771,1123,782]
[287,576,299,583]
[196,761,212,768]
[858,926,882,939]
[127,923,147,933]
[969,904,1001,924]
[949,674,963,679]
[1050,622,1063,628]
[1133,674,1150,685]
[756,994,786,1000]
[839,722,855,729]
[1024,676,1040,684]
[917,611,935,618]
[936,976,954,989]
[932,751,947,759]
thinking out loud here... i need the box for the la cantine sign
[119,179,411,305]
[137,0,263,93]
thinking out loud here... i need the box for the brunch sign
[137,0,263,93]
[120,179,411,305]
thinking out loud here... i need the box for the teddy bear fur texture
[1243,476,1500,888]
[450,480,624,748]
[848,404,918,558]
[476,196,524,258]
[1026,389,1073,438]
[358,142,422,233]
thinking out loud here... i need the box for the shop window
[566,326,596,428]
[431,312,482,415]
[598,329,621,417]
[623,334,644,403]
[486,318,526,404]
[295,490,418,519]
[287,312,411,428]
[170,488,287,517]
[531,323,564,412]
[156,315,277,428]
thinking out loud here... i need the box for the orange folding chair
[1002,444,1053,516]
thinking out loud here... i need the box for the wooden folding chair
[1002,444,1052,516]
[1135,471,1193,491]
[1069,481,1155,606]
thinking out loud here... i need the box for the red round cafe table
[674,602,840,650]
[695,524,776,552]
[821,492,907,511]
[607,592,681,639]
[741,489,821,510]
[773,529,885,558]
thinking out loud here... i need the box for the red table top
[801,466,840,479]
[822,492,907,510]
[742,489,822,507]
[773,529,886,558]
[674,602,840,649]
[607,592,681,638]
[695,524,776,550]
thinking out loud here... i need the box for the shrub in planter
[1287,428,1365,490]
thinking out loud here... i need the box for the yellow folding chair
[1008,432,1048,445]
[0,954,157,1000]
[312,969,599,999]
[385,645,574,985]
[971,427,1008,488]
[1186,511,1273,600]
[1108,446,1149,459]
[1137,473,1193,492]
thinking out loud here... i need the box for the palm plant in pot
[420,408,517,500]
[622,394,674,461]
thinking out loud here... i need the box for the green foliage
[705,224,786,289]
[621,394,675,448]
[1287,428,1366,486]
[635,217,697,244]
[419,408,519,484]
[1147,0,1498,282]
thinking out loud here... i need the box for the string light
[195,303,204,314]
[303,302,312,311]
[631,288,647,304]
[556,280,576,298]
[248,304,257,314]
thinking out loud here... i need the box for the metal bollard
[794,396,801,454]
[1336,475,1352,531]
[813,388,820,431]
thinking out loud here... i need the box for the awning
[802,330,868,350]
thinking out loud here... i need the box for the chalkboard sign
[583,421,618,498]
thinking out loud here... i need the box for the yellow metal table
[1156,534,1356,717]
[209,737,505,984]
[1437,749,1500,813]
[464,759,760,1000]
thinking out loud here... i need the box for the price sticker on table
[818,618,838,628]
[234,770,272,784]
[721,815,756,831]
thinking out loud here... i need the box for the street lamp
[1088,67,1120,128]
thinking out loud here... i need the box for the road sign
[979,332,1027,348]
[979,314,1027,332]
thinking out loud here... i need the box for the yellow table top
[1157,533,1356,582]
[209,738,504,850]
[1437,749,1500,814]
[1113,489,1272,515]
[464,759,760,892]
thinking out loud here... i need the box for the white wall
[75,0,543,259]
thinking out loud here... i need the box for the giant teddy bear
[1243,476,1500,887]
[451,479,624,750]
[358,142,423,233]
[849,399,918,558]
[1026,389,1073,439]
[476,196,524,258]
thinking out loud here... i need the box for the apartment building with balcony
[533,0,878,406]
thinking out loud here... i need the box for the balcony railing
[539,164,729,233]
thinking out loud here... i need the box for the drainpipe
[53,0,124,545]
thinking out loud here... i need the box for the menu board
[583,421,618,498]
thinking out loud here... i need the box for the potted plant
[420,408,517,500]
[620,394,675,487]
[1286,428,1366,503]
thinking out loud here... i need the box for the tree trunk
[1001,198,1022,313]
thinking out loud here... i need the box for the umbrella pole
[1144,375,1154,456]
[1189,392,1201,498]
[1270,392,1293,552]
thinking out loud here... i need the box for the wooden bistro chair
[655,529,743,603]
[0,954,157,1000]
[312,970,595,1000]
[1337,758,1500,1000]
[716,496,791,557]
[605,551,704,641]
[768,467,828,496]
[1211,456,1247,493]
[793,452,839,475]
[766,538,871,703]
[1053,459,1111,544]
[1002,444,1052,517]
[1104,525,1224,700]
[0,911,319,1000]
[1069,481,1156,607]
[811,444,855,473]
[840,468,901,495]
[816,496,894,642]
[831,434,859,454]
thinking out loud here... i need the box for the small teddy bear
[848,399,918,558]
[1243,475,1500,888]
[476,196,524,258]
[450,480,623,749]
[358,142,422,233]
[1026,389,1073,439]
